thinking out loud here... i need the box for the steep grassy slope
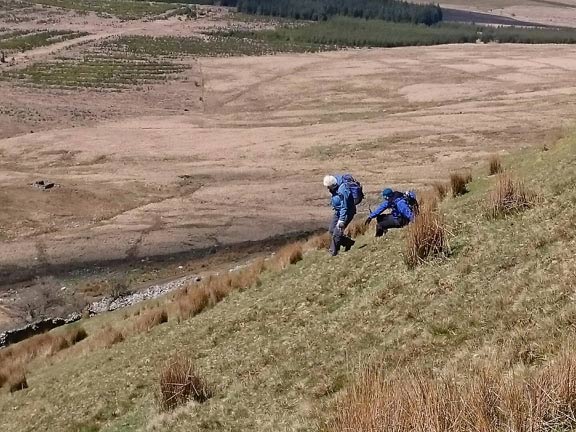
[0,134,575,431]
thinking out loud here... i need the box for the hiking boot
[375,229,388,237]
[344,239,355,251]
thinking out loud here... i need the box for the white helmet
[323,175,337,188]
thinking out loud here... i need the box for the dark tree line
[234,0,442,25]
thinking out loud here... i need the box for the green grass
[224,16,576,48]
[221,18,479,48]
[0,30,88,53]
[105,34,328,57]
[0,29,30,37]
[2,55,187,89]
[1,131,575,430]
[0,0,31,10]
[229,10,298,24]
[1,33,331,90]
[1,31,325,90]
[480,25,576,43]
[32,0,179,19]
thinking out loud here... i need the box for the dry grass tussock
[272,242,304,270]
[304,232,331,251]
[169,243,304,323]
[450,171,472,197]
[405,204,448,267]
[89,325,125,349]
[433,181,449,200]
[489,154,503,175]
[129,307,168,334]
[329,352,576,432]
[418,190,439,212]
[0,366,27,393]
[346,219,369,238]
[487,173,536,219]
[171,257,268,322]
[157,354,211,411]
[1,366,28,393]
[0,325,87,366]
[0,325,86,391]
[171,285,211,322]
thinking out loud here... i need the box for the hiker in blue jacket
[365,188,415,237]
[324,175,357,256]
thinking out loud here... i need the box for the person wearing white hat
[323,174,356,256]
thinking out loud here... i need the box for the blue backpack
[390,190,419,215]
[341,174,364,205]
[404,190,419,215]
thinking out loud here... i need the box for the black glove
[364,216,372,226]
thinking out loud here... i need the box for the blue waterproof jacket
[369,195,414,222]
[333,175,356,222]
[331,195,342,212]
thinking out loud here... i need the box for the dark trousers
[375,214,407,237]
[329,213,355,256]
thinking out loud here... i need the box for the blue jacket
[369,196,414,222]
[333,176,356,222]
[331,195,341,212]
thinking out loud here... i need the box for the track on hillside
[442,7,554,27]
